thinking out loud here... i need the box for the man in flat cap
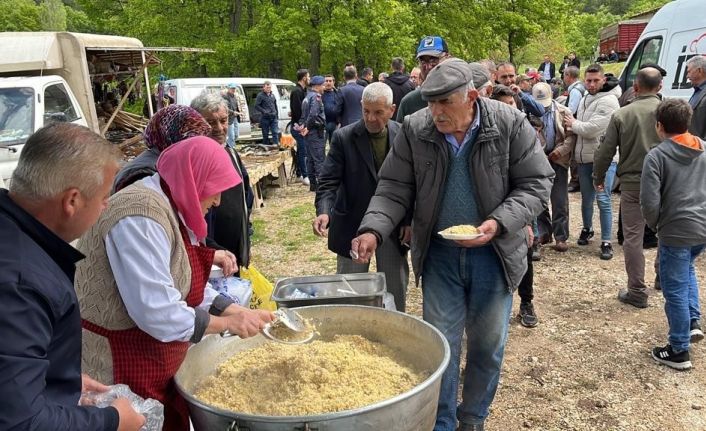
[351,58,554,431]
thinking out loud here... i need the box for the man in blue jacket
[301,75,327,191]
[255,80,280,146]
[322,74,341,145]
[0,123,144,431]
[339,66,365,127]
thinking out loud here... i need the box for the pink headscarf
[156,136,241,240]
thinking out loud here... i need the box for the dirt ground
[249,181,706,431]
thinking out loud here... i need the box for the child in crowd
[641,98,706,370]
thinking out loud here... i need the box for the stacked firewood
[111,111,148,132]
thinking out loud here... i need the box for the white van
[162,78,252,140]
[619,0,706,99]
[233,78,296,139]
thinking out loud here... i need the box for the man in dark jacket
[0,123,144,430]
[352,59,553,431]
[290,69,310,185]
[339,66,365,127]
[313,82,410,312]
[538,55,556,81]
[191,93,254,270]
[322,74,341,145]
[255,80,280,146]
[687,55,706,139]
[223,83,241,147]
[301,75,327,190]
[385,57,414,118]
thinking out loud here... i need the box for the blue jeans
[577,162,616,241]
[325,121,337,145]
[291,128,308,178]
[260,116,280,146]
[226,122,239,148]
[422,241,513,430]
[659,244,705,352]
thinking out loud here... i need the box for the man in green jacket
[352,59,553,431]
[593,67,663,309]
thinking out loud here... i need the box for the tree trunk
[247,0,254,29]
[309,39,321,75]
[508,31,515,65]
[230,0,243,33]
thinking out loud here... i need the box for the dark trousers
[305,129,326,186]
[325,122,337,145]
[292,128,308,178]
[518,247,533,303]
[569,159,579,188]
[537,161,569,242]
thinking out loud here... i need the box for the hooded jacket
[358,98,554,290]
[572,76,622,164]
[385,72,414,117]
[641,134,706,247]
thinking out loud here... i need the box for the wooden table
[242,150,292,209]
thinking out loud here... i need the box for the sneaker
[577,227,594,245]
[618,288,648,308]
[302,177,310,186]
[519,301,538,328]
[553,240,569,252]
[600,242,613,260]
[531,242,541,261]
[651,344,692,370]
[691,320,705,343]
[457,422,485,431]
[654,274,661,291]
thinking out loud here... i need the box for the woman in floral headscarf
[76,136,274,431]
[112,104,212,192]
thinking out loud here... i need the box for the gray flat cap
[468,62,492,89]
[421,58,474,101]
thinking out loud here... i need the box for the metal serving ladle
[221,307,314,344]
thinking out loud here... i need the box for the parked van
[619,0,706,99]
[233,78,296,139]
[162,78,251,140]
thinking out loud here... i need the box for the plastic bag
[383,292,397,311]
[209,276,253,306]
[81,384,164,431]
[239,265,277,311]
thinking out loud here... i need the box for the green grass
[250,219,267,245]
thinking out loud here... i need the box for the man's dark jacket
[208,147,253,268]
[538,61,556,80]
[315,119,406,257]
[290,83,307,124]
[0,190,119,430]
[255,91,278,121]
[339,82,365,127]
[385,72,414,117]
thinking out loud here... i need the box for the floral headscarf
[144,105,211,152]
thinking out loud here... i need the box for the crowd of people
[0,32,705,431]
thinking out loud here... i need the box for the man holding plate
[351,59,553,431]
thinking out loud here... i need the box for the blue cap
[310,75,325,86]
[416,36,448,59]
[227,83,237,89]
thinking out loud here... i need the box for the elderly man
[0,123,144,430]
[352,59,553,431]
[594,67,663,308]
[313,83,410,312]
[396,35,450,122]
[191,92,254,270]
[687,55,706,139]
[255,80,280,146]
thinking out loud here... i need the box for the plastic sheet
[81,384,164,431]
[209,276,253,306]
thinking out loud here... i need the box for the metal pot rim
[176,304,451,422]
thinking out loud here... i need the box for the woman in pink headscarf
[74,136,274,431]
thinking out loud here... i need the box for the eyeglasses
[418,57,440,66]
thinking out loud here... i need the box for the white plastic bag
[209,276,253,306]
[383,292,397,311]
[81,384,164,431]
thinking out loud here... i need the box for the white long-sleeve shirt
[104,175,218,342]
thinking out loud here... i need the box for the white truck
[0,32,161,183]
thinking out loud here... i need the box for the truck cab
[0,75,87,183]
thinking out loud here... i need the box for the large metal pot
[175,305,450,431]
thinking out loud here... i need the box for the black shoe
[519,301,538,328]
[618,288,648,308]
[568,183,580,193]
[457,422,485,431]
[600,242,613,260]
[654,275,661,291]
[643,239,658,249]
[651,344,692,370]
[577,227,594,245]
[691,320,705,343]
[531,243,541,261]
